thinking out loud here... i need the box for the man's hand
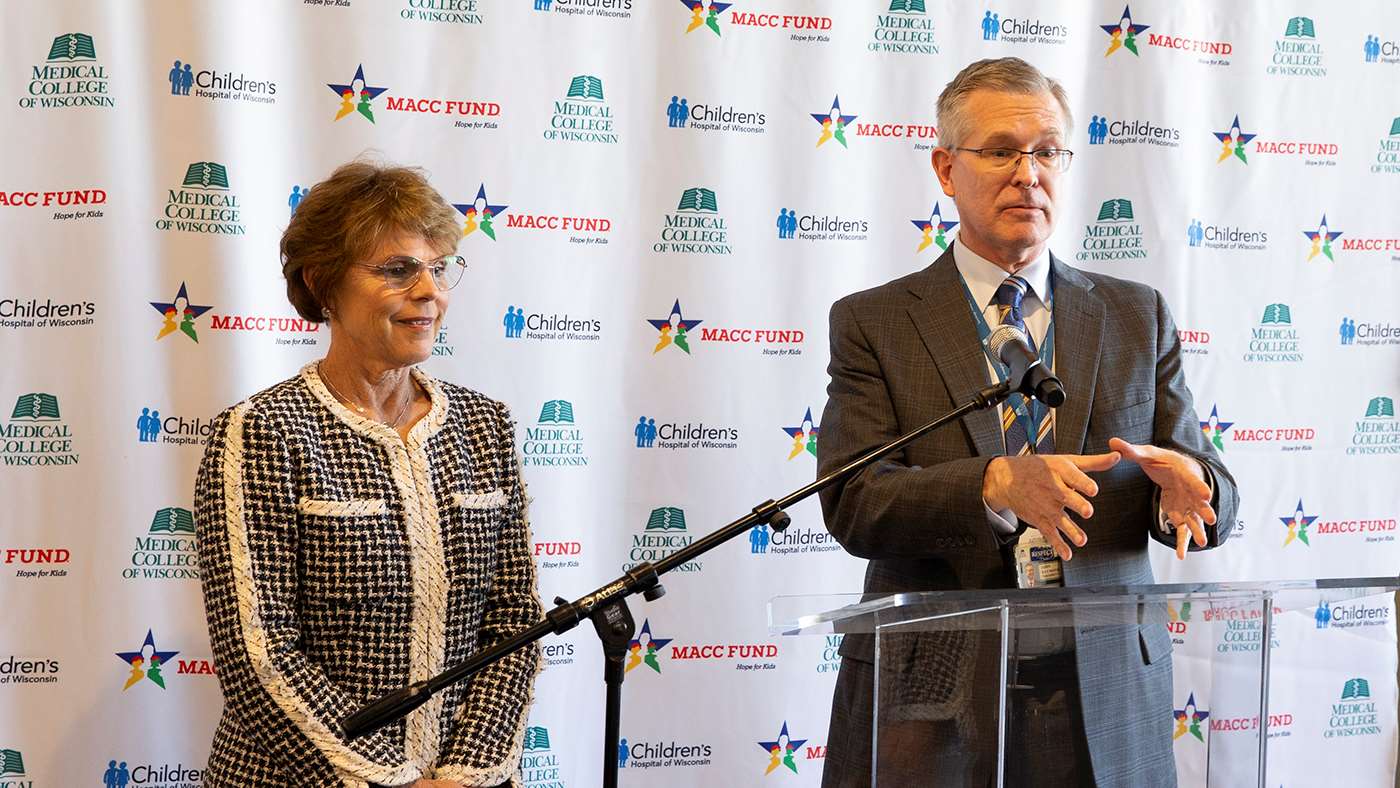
[1108,438,1216,560]
[982,452,1122,560]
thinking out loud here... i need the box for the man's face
[932,89,1067,266]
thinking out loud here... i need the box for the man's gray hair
[936,57,1073,150]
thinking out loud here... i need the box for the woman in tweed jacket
[195,161,542,788]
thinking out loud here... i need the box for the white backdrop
[2,1,1398,786]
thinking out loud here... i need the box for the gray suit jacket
[818,246,1238,787]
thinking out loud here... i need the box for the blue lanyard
[956,270,1056,440]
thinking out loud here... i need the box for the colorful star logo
[115,629,180,691]
[453,184,509,241]
[1172,692,1209,742]
[782,407,819,460]
[1199,405,1234,452]
[647,299,703,355]
[1280,499,1317,547]
[1101,5,1150,57]
[327,64,387,124]
[810,96,857,149]
[757,721,808,775]
[912,202,959,254]
[1302,213,1343,262]
[150,282,212,343]
[678,0,733,36]
[1212,115,1257,165]
[625,620,673,674]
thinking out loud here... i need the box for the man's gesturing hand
[981,452,1122,561]
[1108,438,1216,560]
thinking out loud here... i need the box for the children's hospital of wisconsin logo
[150,283,211,343]
[623,507,701,573]
[520,400,588,467]
[532,0,633,20]
[869,1,938,56]
[912,202,957,254]
[1316,597,1393,630]
[1269,17,1327,78]
[756,721,811,775]
[1365,30,1400,65]
[1085,112,1180,148]
[123,507,199,582]
[776,206,869,242]
[99,759,206,788]
[624,619,673,675]
[163,58,276,104]
[398,0,482,25]
[666,94,767,135]
[977,8,1068,46]
[154,162,245,235]
[1100,5,1231,66]
[617,735,713,770]
[1186,216,1267,251]
[1371,116,1400,175]
[1340,314,1400,348]
[543,75,618,144]
[453,184,507,241]
[654,189,730,254]
[2,393,78,467]
[1076,199,1145,262]
[1243,303,1302,364]
[0,296,96,329]
[21,33,115,109]
[327,64,387,123]
[503,304,601,343]
[1349,395,1400,456]
[115,630,179,691]
[1327,678,1382,738]
[135,406,214,448]
[1172,692,1209,743]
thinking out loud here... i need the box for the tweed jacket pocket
[450,489,507,510]
[298,498,408,604]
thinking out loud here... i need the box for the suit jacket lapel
[1049,257,1104,455]
[906,247,1005,457]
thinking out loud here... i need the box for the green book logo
[1389,117,1400,137]
[1096,198,1134,222]
[677,188,719,213]
[1284,17,1315,39]
[1365,397,1395,418]
[150,507,196,535]
[887,0,925,11]
[1340,677,1371,700]
[524,726,551,751]
[0,749,24,777]
[566,75,604,101]
[537,400,575,425]
[11,393,60,420]
[1260,303,1292,325]
[47,33,96,61]
[646,507,686,532]
[182,162,230,190]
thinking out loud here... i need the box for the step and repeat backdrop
[2,1,1399,786]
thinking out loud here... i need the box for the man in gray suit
[819,58,1237,787]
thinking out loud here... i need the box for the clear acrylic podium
[770,578,1400,788]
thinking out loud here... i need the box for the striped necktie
[994,276,1054,455]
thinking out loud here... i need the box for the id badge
[1013,529,1063,588]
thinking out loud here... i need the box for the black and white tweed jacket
[194,363,543,787]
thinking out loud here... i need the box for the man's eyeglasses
[362,255,467,291]
[954,147,1074,173]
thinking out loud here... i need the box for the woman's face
[327,232,451,371]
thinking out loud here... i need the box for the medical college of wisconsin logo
[20,33,115,109]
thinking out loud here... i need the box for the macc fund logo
[1100,5,1231,66]
[690,3,832,44]
[151,282,212,343]
[2,393,78,467]
[655,189,731,254]
[328,64,387,123]
[0,188,107,223]
[1199,403,1314,452]
[757,721,812,775]
[912,201,957,254]
[781,408,819,460]
[155,163,246,235]
[810,96,856,148]
[1349,396,1400,456]
[453,184,507,241]
[21,33,115,110]
[544,75,618,144]
[115,630,179,691]
[521,400,588,467]
[625,620,674,676]
[870,1,937,56]
[1076,199,1145,262]
[1172,692,1209,743]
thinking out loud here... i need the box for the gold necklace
[319,362,414,428]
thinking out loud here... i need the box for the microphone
[987,324,1066,407]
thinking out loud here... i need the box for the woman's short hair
[936,57,1073,151]
[281,160,461,322]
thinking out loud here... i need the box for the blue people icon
[513,308,525,337]
[635,416,649,448]
[117,761,130,788]
[504,306,518,338]
[104,760,119,788]
[981,11,993,40]
[535,0,552,9]
[991,12,1000,39]
[1365,35,1378,63]
[181,64,193,95]
[169,60,183,95]
[137,408,150,441]
[1094,116,1107,144]
[750,523,770,554]
[785,209,797,238]
[288,185,304,217]
[147,410,161,441]
[1340,316,1350,345]
[1088,115,1101,144]
[776,208,789,239]
[618,738,629,768]
[677,98,688,127]
[645,418,657,447]
[667,96,681,127]
[1315,600,1332,628]
[1349,318,1357,344]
